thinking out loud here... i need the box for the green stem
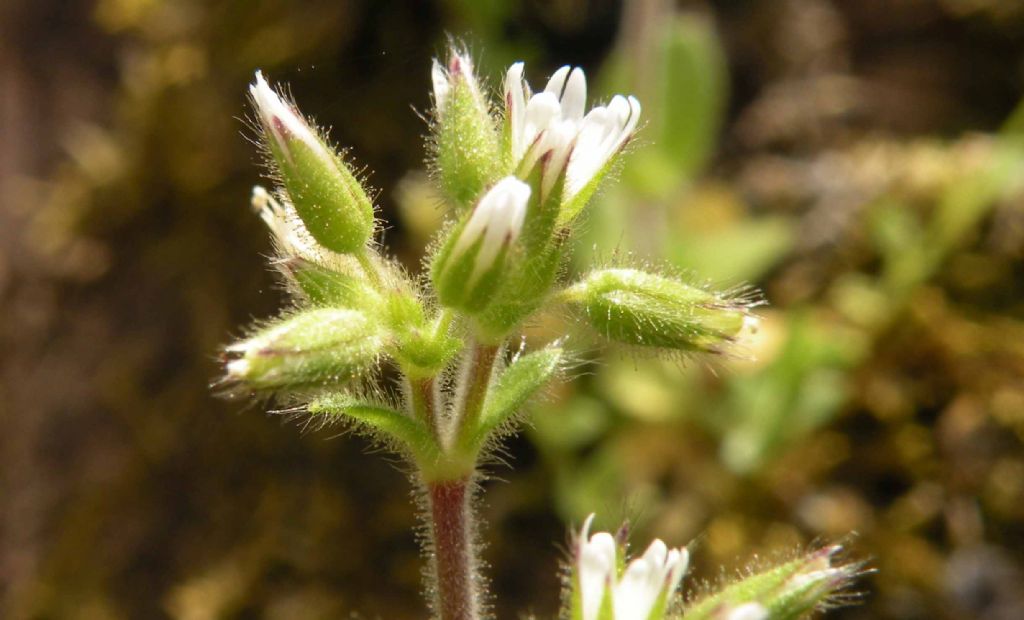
[356,248,383,288]
[409,375,440,442]
[455,343,500,449]
[427,477,478,620]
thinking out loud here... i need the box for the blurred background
[3,0,1024,618]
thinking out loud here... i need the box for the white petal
[560,67,587,121]
[452,177,530,284]
[249,71,322,158]
[505,62,528,160]
[724,603,769,620]
[665,548,689,596]
[563,94,642,201]
[544,65,571,98]
[614,554,660,620]
[518,92,561,161]
[432,59,450,112]
[579,531,617,620]
[539,121,577,199]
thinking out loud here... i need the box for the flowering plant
[222,47,859,619]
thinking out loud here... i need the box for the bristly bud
[570,514,689,620]
[504,62,641,222]
[432,49,504,207]
[249,72,375,254]
[431,176,529,313]
[561,269,761,355]
[223,308,384,392]
[251,186,381,307]
[684,545,863,620]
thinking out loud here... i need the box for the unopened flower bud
[432,50,503,207]
[224,308,384,392]
[562,269,760,354]
[431,177,529,313]
[684,545,860,620]
[250,72,374,253]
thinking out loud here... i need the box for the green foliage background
[2,0,1024,618]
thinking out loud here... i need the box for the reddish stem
[427,477,478,620]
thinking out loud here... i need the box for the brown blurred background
[2,0,1024,618]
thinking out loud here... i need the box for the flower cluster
[220,45,858,620]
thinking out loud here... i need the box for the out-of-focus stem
[427,477,478,620]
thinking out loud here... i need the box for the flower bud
[249,72,374,253]
[223,308,384,392]
[571,514,689,620]
[684,545,861,620]
[432,50,503,207]
[562,269,760,354]
[431,176,529,313]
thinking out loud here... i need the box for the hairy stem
[455,343,499,448]
[409,376,439,440]
[356,248,383,288]
[427,477,478,620]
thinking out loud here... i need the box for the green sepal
[458,345,563,453]
[224,308,385,392]
[280,257,381,308]
[433,58,504,208]
[596,589,614,620]
[473,240,564,341]
[261,122,375,255]
[561,268,754,353]
[520,156,563,255]
[308,393,439,464]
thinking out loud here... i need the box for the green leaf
[308,393,439,463]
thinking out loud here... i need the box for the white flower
[576,514,689,620]
[249,71,328,164]
[504,63,640,203]
[450,176,530,284]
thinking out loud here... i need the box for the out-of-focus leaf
[669,215,796,282]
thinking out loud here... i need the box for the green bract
[250,73,375,254]
[561,268,758,354]
[225,308,384,391]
